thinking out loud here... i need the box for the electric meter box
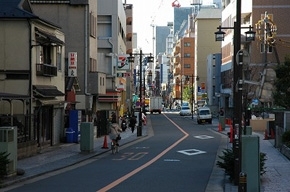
[0,126,17,176]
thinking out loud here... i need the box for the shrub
[216,148,267,182]
[282,130,290,147]
[0,151,10,179]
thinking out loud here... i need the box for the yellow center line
[97,113,188,192]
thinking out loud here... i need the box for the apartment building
[194,8,221,107]
[172,37,195,104]
[0,0,66,158]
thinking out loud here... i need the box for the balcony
[36,63,57,77]
[173,46,180,55]
[173,57,180,65]
[173,68,181,76]
[126,25,132,34]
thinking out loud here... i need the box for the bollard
[239,172,247,192]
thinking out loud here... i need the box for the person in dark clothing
[129,115,137,133]
[121,117,127,132]
[219,108,224,116]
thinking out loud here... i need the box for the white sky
[124,0,213,53]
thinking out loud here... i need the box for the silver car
[179,106,191,116]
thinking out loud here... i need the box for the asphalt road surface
[4,112,224,192]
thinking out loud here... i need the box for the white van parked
[197,107,212,124]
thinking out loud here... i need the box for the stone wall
[17,140,38,160]
[281,145,290,160]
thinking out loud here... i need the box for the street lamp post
[191,75,194,119]
[214,0,256,187]
[128,50,153,137]
[181,75,188,106]
[180,75,186,106]
[191,75,199,119]
[138,50,143,137]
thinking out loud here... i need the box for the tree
[182,86,191,102]
[273,56,290,109]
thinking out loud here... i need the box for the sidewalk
[1,115,290,192]
[211,123,290,192]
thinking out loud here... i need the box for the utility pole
[138,50,143,137]
[233,0,242,186]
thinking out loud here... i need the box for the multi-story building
[124,3,134,115]
[156,26,172,56]
[0,0,66,158]
[220,0,290,114]
[30,0,99,129]
[170,4,221,111]
[194,8,221,107]
[97,0,127,119]
[172,37,195,104]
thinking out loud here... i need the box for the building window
[41,45,52,64]
[184,64,191,68]
[260,43,273,53]
[184,42,191,47]
[90,12,96,38]
[89,58,97,72]
[56,46,62,71]
[184,53,190,58]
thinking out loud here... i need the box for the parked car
[197,107,212,124]
[179,106,191,116]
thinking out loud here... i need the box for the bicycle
[111,140,119,154]
[111,135,121,154]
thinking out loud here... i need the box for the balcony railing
[36,63,57,77]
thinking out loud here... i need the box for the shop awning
[98,90,120,103]
[37,98,65,106]
[33,85,65,98]
[35,28,64,45]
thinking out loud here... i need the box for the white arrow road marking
[194,135,214,139]
[177,149,206,156]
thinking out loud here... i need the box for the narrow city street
[3,113,224,192]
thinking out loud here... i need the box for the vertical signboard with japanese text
[68,52,77,77]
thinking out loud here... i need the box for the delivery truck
[149,96,163,114]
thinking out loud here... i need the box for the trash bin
[66,128,75,143]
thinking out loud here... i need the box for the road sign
[252,98,259,105]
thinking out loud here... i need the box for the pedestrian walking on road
[129,115,137,133]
